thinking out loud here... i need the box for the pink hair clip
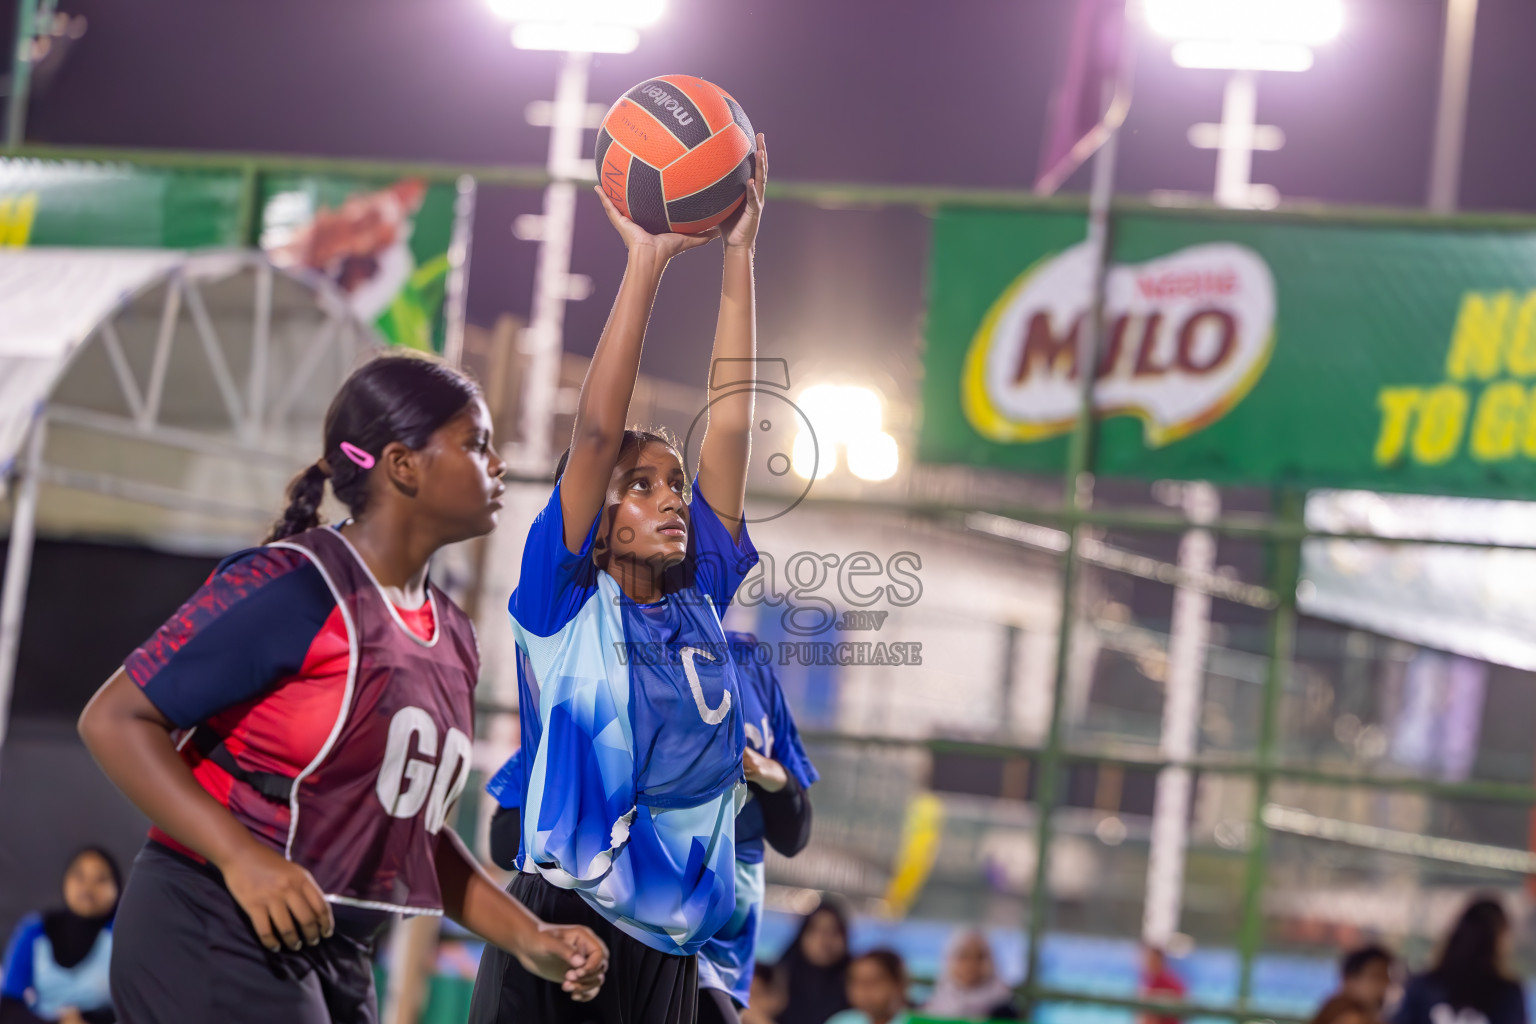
[339,442,375,470]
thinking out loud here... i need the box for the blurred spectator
[778,901,853,1024]
[742,962,788,1024]
[1337,944,1395,1020]
[1394,896,1526,1024]
[828,949,910,1024]
[0,847,121,1024]
[921,930,1020,1021]
[1139,946,1187,1024]
[1307,944,1396,1024]
[1311,995,1374,1024]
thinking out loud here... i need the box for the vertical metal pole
[1428,0,1479,213]
[1022,116,1119,1014]
[1215,70,1258,209]
[0,419,46,785]
[5,0,36,149]
[1236,489,1303,1007]
[516,48,591,471]
[1142,482,1219,947]
[247,260,272,442]
[442,174,478,368]
[997,623,1021,734]
[235,163,262,248]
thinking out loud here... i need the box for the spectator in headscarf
[921,930,1019,1021]
[1,847,121,1024]
[1395,896,1525,1024]
[777,901,853,1024]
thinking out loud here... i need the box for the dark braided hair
[266,355,482,543]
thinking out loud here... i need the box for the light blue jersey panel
[697,631,820,1004]
[509,479,757,957]
[696,859,765,1004]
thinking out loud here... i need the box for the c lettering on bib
[376,706,471,833]
[681,646,732,725]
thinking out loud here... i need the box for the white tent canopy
[1,249,193,482]
[0,247,380,764]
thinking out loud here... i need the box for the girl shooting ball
[78,356,608,1023]
[470,133,770,1024]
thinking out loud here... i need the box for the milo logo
[639,84,695,127]
[962,242,1276,447]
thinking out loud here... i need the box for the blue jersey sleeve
[1,913,41,1000]
[485,747,526,809]
[123,547,335,729]
[688,477,758,610]
[766,669,819,790]
[509,480,601,637]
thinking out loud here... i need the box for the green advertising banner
[921,207,1536,498]
[0,159,459,353]
[0,159,242,248]
[259,175,458,352]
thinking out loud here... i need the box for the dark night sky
[9,0,1536,393]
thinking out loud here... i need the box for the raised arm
[558,189,718,552]
[696,134,768,540]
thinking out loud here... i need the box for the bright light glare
[1172,40,1315,71]
[792,384,900,481]
[847,432,900,482]
[792,431,834,480]
[490,0,666,28]
[797,384,883,444]
[510,21,638,52]
[1145,0,1343,45]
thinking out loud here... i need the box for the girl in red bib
[79,356,608,1023]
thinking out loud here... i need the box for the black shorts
[110,842,381,1024]
[696,987,740,1024]
[468,872,697,1024]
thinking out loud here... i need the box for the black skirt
[468,872,698,1024]
[110,842,380,1024]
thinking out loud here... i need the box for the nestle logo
[1136,268,1238,301]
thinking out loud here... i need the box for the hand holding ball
[595,75,756,236]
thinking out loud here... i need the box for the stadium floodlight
[490,0,666,475]
[792,431,836,480]
[489,0,666,53]
[488,0,666,26]
[791,384,901,482]
[1171,40,1314,72]
[1145,0,1343,47]
[1143,0,1343,207]
[798,384,882,445]
[1146,0,1342,71]
[846,431,900,482]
